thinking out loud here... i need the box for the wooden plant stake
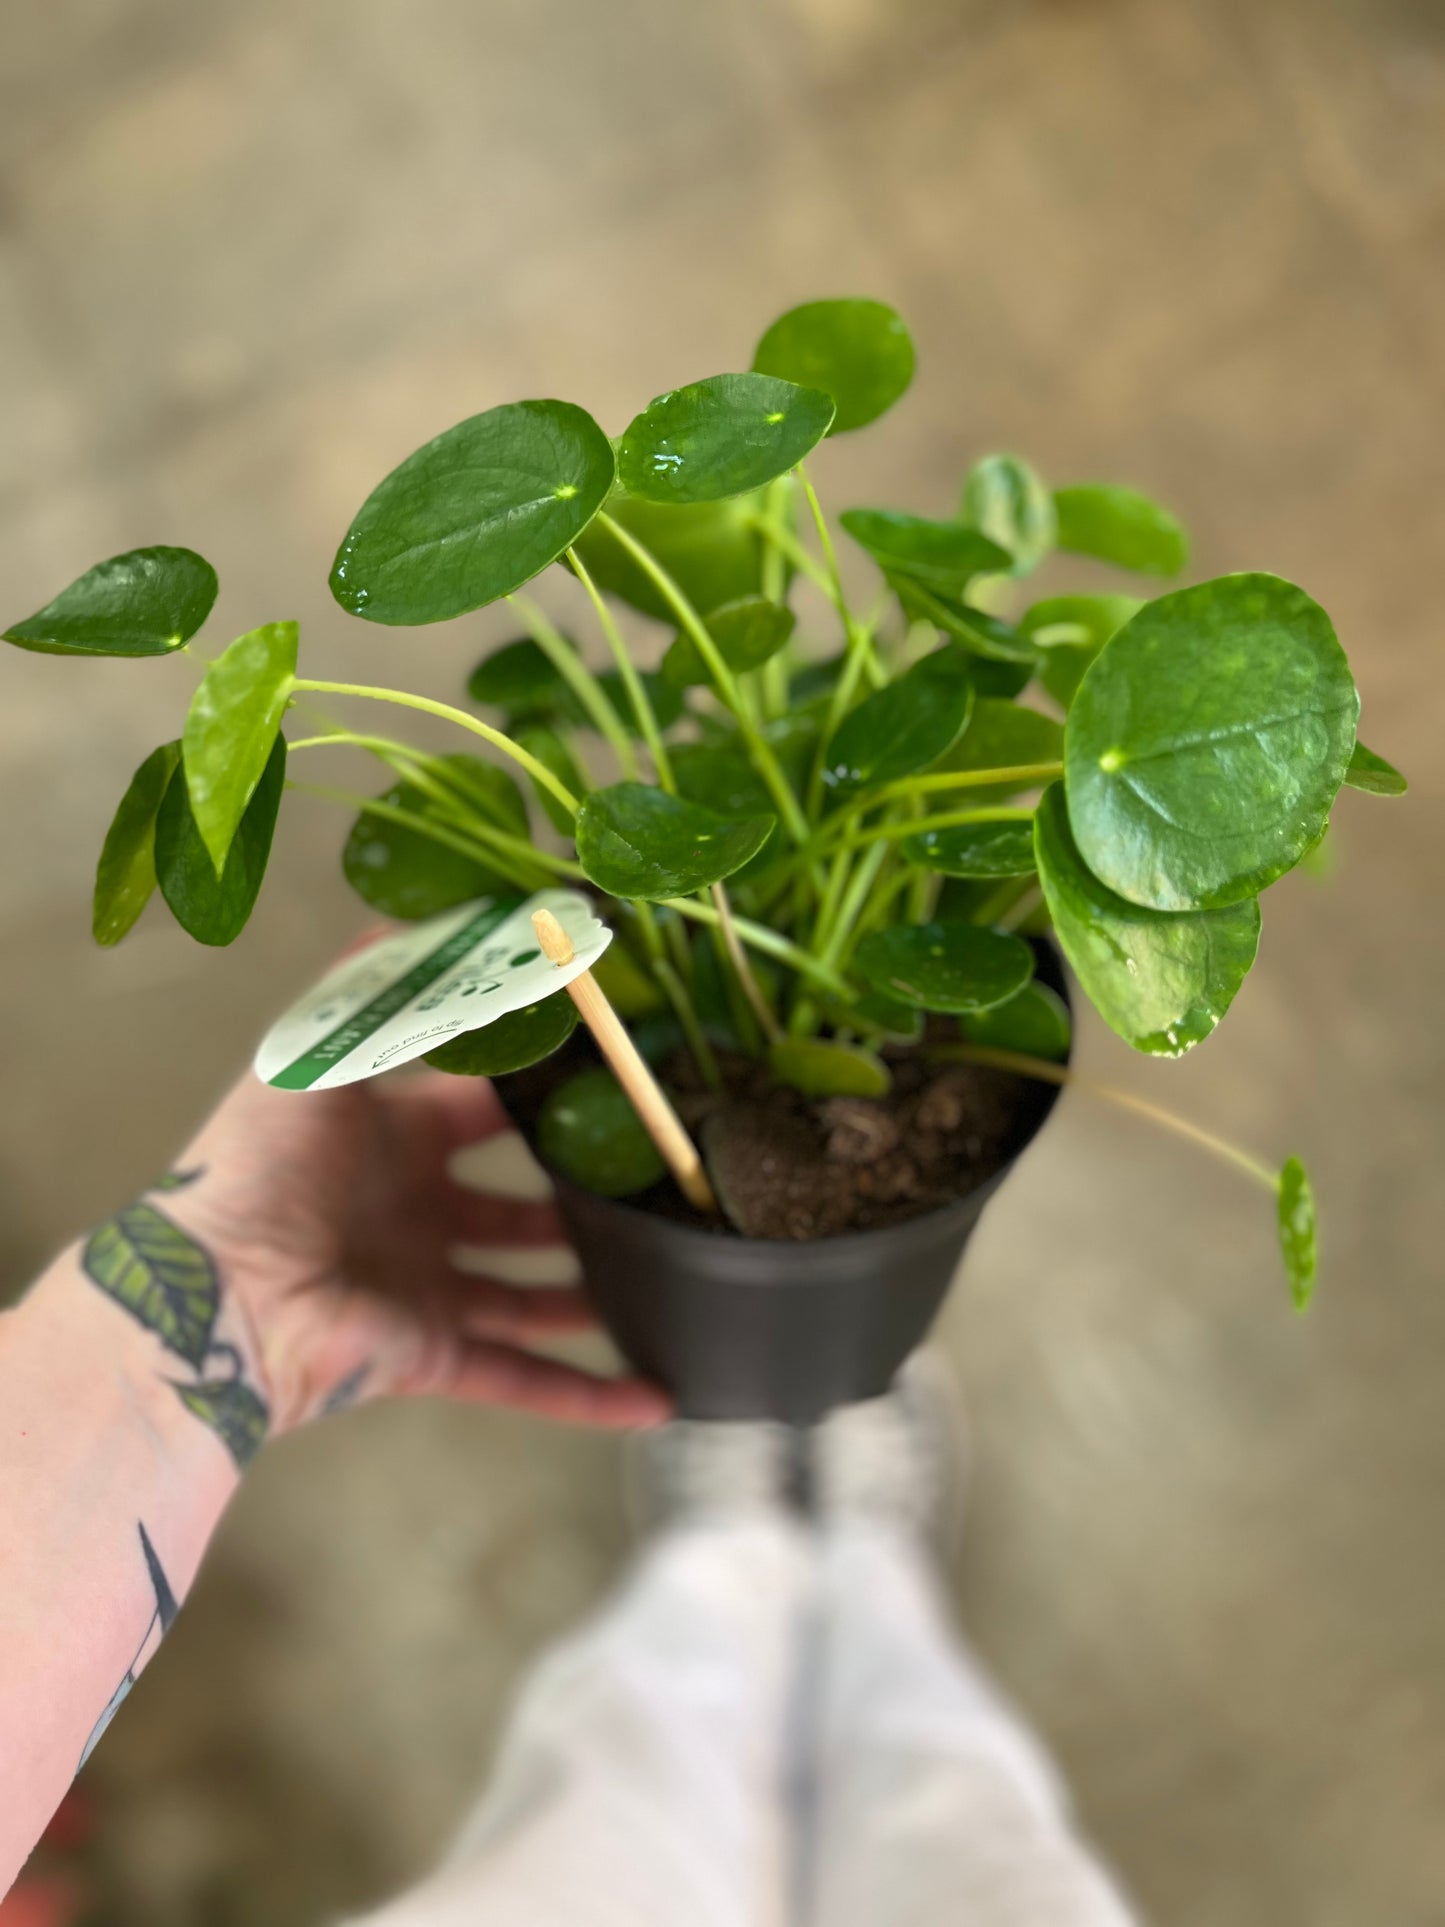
[531,908,718,1215]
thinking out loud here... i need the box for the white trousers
[354,1515,1135,1927]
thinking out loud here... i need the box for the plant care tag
[254,888,611,1092]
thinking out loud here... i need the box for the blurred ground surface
[2,1,1443,1921]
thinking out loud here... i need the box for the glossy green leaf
[961,981,1071,1061]
[155,737,286,947]
[848,989,923,1042]
[1065,574,1359,911]
[5,547,218,658]
[537,1067,666,1197]
[330,400,615,625]
[617,373,834,506]
[1053,484,1188,576]
[670,739,789,882]
[900,815,1036,878]
[935,699,1064,802]
[1277,1155,1318,1310]
[342,761,513,921]
[752,298,915,434]
[840,509,1010,598]
[425,996,578,1077]
[1034,782,1260,1055]
[959,454,1055,575]
[821,647,974,801]
[892,575,1037,664]
[769,1037,892,1098]
[182,620,297,874]
[596,668,687,737]
[854,920,1033,1014]
[569,484,766,621]
[171,1378,269,1469]
[966,656,1036,701]
[514,724,588,833]
[93,741,181,946]
[662,596,796,687]
[467,637,583,719]
[81,1202,219,1368]
[575,782,774,900]
[1343,740,1407,797]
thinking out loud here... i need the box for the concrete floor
[2,0,1443,1920]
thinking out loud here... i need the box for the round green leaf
[5,546,218,658]
[155,737,286,946]
[768,1037,892,1098]
[537,1067,666,1197]
[960,454,1055,575]
[575,782,774,901]
[467,637,582,719]
[900,815,1036,878]
[751,297,914,435]
[1052,484,1188,576]
[1065,573,1359,911]
[1034,782,1260,1055]
[961,981,1071,1061]
[1344,740,1407,797]
[821,647,974,801]
[514,724,589,834]
[596,668,687,738]
[616,374,835,506]
[840,509,1010,598]
[569,483,766,621]
[342,760,514,920]
[662,596,796,687]
[424,996,578,1077]
[1277,1155,1318,1310]
[93,741,182,946]
[330,400,616,625]
[935,698,1064,802]
[183,620,298,874]
[854,920,1033,1014]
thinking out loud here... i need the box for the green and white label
[254,889,612,1092]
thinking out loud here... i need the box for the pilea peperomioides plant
[9,297,1406,1308]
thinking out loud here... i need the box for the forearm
[0,1238,250,1894]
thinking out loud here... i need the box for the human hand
[125,1064,670,1454]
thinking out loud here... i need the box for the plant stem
[286,780,565,890]
[293,679,579,819]
[820,839,890,971]
[823,803,1035,861]
[662,895,852,999]
[798,460,886,811]
[744,510,835,602]
[564,547,675,790]
[508,590,638,777]
[654,957,722,1089]
[935,1044,1281,1192]
[871,763,1063,809]
[710,881,782,1043]
[594,513,810,846]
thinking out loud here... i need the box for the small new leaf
[617,374,835,505]
[155,737,287,946]
[93,741,181,946]
[575,783,774,901]
[1277,1155,1318,1311]
[960,454,1056,575]
[5,547,218,657]
[183,620,298,874]
[752,298,915,435]
[1343,741,1407,797]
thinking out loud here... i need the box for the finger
[454,1276,597,1339]
[443,1339,672,1428]
[448,1188,563,1247]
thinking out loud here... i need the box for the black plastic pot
[498,944,1069,1423]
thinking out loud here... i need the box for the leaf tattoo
[80,1522,178,1768]
[170,1378,269,1469]
[152,1166,205,1193]
[82,1202,219,1369]
[82,1201,270,1467]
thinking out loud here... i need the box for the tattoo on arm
[79,1522,178,1769]
[80,1192,269,1470]
[152,1167,205,1193]
[319,1361,372,1418]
